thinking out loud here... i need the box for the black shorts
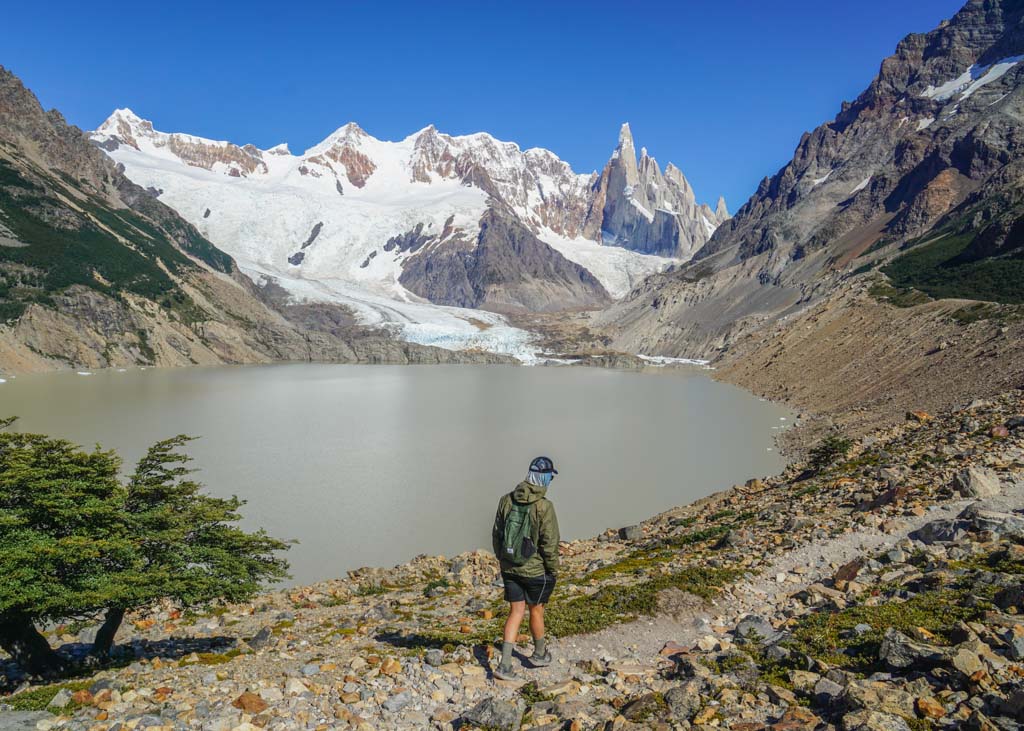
[502,572,556,605]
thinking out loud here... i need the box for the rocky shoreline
[1,390,1022,730]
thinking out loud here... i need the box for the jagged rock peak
[595,124,726,257]
[615,122,636,157]
[716,196,729,220]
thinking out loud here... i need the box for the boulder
[382,690,413,713]
[47,688,73,709]
[664,680,702,721]
[842,710,912,731]
[878,628,950,668]
[843,680,916,718]
[833,557,866,583]
[232,692,268,714]
[462,697,524,731]
[909,519,964,545]
[735,614,783,644]
[813,676,844,706]
[248,626,273,649]
[952,467,1002,498]
[958,504,1024,536]
[0,712,52,730]
[619,525,642,541]
[621,692,666,722]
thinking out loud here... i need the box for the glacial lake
[0,364,790,585]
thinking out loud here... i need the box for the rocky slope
[89,110,726,336]
[0,67,515,374]
[603,0,1024,365]
[2,391,1021,731]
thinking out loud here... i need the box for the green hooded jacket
[491,481,560,578]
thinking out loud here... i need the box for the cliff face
[398,208,611,313]
[605,0,1024,360]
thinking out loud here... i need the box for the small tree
[0,419,290,675]
[0,419,135,674]
[91,436,291,656]
[808,433,854,473]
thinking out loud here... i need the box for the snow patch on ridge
[849,177,871,195]
[921,56,1024,102]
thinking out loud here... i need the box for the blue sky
[4,0,964,210]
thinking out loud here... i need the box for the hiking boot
[530,649,552,667]
[493,663,519,681]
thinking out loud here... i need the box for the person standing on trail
[491,456,561,681]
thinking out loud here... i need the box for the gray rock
[300,663,320,676]
[462,697,524,731]
[424,648,444,667]
[909,518,964,545]
[621,692,666,722]
[664,680,702,721]
[0,712,54,730]
[952,467,1003,498]
[842,710,912,731]
[958,503,1024,536]
[248,627,273,649]
[382,691,413,713]
[47,687,73,709]
[735,614,783,644]
[878,628,951,668]
[619,525,642,541]
[1004,628,1024,660]
[814,677,844,705]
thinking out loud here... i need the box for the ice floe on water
[76,371,92,376]
[636,354,711,368]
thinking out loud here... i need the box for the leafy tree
[0,418,134,674]
[808,433,854,473]
[0,419,290,676]
[91,436,291,656]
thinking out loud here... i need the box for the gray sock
[500,641,514,668]
[534,636,546,656]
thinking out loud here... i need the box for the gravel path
[526,488,1024,686]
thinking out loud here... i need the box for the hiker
[491,456,561,681]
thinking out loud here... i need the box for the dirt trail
[528,490,1023,687]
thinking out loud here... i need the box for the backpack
[501,500,537,566]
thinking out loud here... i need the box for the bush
[808,434,854,473]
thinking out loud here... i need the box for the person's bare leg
[497,601,526,675]
[528,603,545,643]
[504,601,526,644]
[529,603,550,664]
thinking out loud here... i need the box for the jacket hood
[512,480,547,504]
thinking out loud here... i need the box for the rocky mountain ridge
[604,0,1024,364]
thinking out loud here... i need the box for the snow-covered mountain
[91,111,725,348]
